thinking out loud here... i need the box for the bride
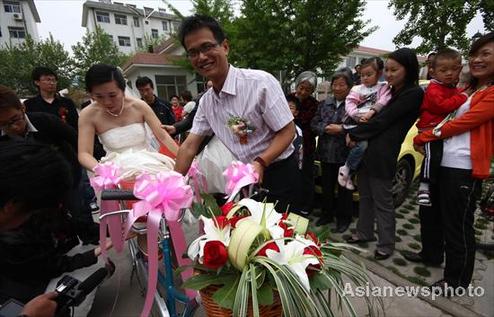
[78,64,178,179]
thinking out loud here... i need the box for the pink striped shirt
[191,65,294,163]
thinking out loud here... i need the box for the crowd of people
[0,13,492,317]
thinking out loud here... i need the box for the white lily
[187,215,231,261]
[265,239,320,291]
[235,198,285,240]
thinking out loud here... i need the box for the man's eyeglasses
[186,42,220,59]
[0,114,25,130]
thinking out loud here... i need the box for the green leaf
[191,202,207,218]
[250,264,259,317]
[287,213,309,234]
[201,193,222,217]
[256,283,274,306]
[310,272,332,290]
[212,275,240,309]
[181,273,225,290]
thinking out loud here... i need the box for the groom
[174,14,303,213]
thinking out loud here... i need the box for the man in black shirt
[1,84,99,245]
[136,76,176,125]
[24,67,79,131]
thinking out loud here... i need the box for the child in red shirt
[416,48,468,206]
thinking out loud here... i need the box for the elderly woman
[311,71,353,232]
[406,32,494,290]
[289,71,319,215]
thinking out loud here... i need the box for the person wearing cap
[288,71,319,215]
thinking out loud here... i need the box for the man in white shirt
[174,14,301,213]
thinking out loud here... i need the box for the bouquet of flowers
[183,162,382,317]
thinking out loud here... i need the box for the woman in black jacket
[345,48,424,260]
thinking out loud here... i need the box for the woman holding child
[406,32,494,290]
[345,48,424,260]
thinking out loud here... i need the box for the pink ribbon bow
[187,160,208,202]
[125,171,194,317]
[89,162,121,191]
[223,161,259,201]
[89,162,125,256]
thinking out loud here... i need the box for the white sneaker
[345,178,355,191]
[338,165,349,187]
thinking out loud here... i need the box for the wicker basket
[200,284,283,317]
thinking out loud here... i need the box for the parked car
[314,125,423,207]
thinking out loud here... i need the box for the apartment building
[82,0,180,54]
[0,0,40,47]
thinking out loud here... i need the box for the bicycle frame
[100,189,198,317]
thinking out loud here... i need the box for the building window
[115,14,127,25]
[4,1,21,13]
[172,22,180,31]
[118,36,131,47]
[346,56,357,68]
[8,26,26,39]
[133,16,140,27]
[196,74,207,94]
[155,75,186,101]
[0,27,2,37]
[162,21,168,31]
[106,34,113,42]
[96,11,110,23]
[136,38,143,48]
[151,29,158,39]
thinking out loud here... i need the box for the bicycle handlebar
[101,189,137,201]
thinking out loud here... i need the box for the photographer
[0,140,109,312]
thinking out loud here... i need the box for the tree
[235,0,375,82]
[163,0,238,73]
[72,26,129,87]
[389,0,490,54]
[0,35,74,96]
[480,0,493,31]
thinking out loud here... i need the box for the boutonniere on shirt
[58,106,68,124]
[227,116,256,144]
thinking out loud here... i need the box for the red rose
[257,241,280,257]
[220,201,235,215]
[202,240,228,269]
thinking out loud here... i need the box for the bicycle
[100,189,199,317]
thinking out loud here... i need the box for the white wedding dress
[98,122,174,179]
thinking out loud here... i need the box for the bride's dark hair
[85,64,126,92]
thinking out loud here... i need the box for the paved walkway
[310,183,494,317]
[87,184,493,316]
